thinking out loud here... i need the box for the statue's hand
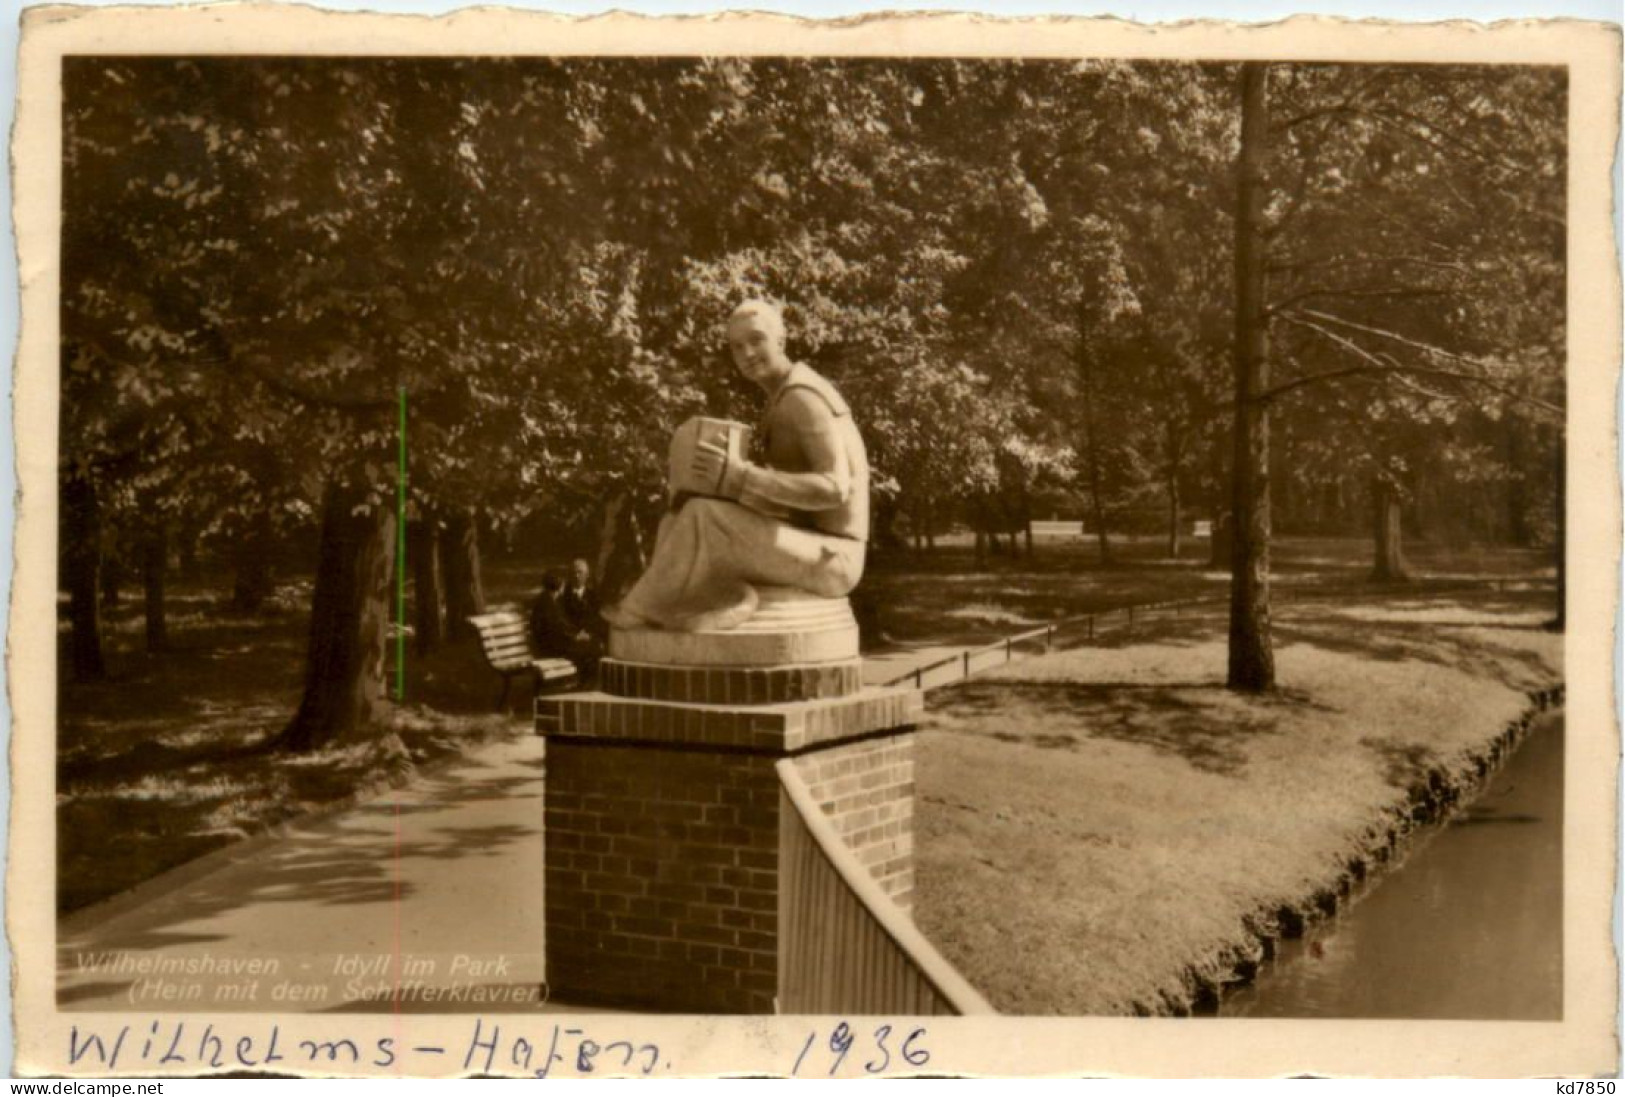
[690,439,728,493]
[694,439,750,499]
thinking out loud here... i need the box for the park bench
[468,606,578,710]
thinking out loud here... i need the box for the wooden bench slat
[479,621,531,638]
[469,608,579,709]
[480,635,531,651]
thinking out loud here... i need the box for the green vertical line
[397,386,407,703]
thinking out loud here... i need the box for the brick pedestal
[537,596,921,1014]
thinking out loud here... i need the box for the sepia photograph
[9,5,1619,1078]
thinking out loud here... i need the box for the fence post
[915,666,923,690]
[1006,637,1012,661]
[1046,625,1054,651]
[962,650,970,678]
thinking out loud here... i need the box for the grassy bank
[909,585,1561,1015]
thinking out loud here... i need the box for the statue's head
[727,299,792,392]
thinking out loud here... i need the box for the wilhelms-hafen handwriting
[68,1019,664,1077]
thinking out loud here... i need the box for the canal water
[1223,712,1563,1020]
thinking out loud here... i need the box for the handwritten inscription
[66,1019,666,1078]
[791,1022,931,1077]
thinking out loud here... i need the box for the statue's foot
[602,602,659,630]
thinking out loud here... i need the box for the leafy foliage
[60,56,1566,717]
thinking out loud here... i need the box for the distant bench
[1029,519,1215,538]
[468,606,578,710]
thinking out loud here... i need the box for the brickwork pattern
[544,741,781,1013]
[600,658,866,705]
[790,733,917,910]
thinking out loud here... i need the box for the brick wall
[544,741,781,1013]
[789,733,916,910]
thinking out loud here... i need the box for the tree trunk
[1088,492,1111,563]
[1165,417,1185,560]
[409,520,445,655]
[142,524,168,652]
[1550,445,1565,631]
[1227,61,1275,693]
[1369,479,1413,583]
[441,509,485,641]
[176,525,200,582]
[1505,422,1531,545]
[1010,496,1030,559]
[100,541,123,609]
[595,492,648,608]
[63,472,106,681]
[1167,472,1183,559]
[1207,419,1230,568]
[231,508,277,613]
[1077,349,1114,566]
[277,483,397,752]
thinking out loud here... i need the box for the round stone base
[608,586,860,666]
[601,657,866,704]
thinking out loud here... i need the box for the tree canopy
[60,56,1567,730]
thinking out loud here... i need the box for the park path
[56,645,977,1015]
[57,735,565,1014]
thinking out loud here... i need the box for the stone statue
[603,299,869,633]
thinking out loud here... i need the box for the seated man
[529,572,573,655]
[558,557,606,644]
[531,570,602,680]
[605,299,869,632]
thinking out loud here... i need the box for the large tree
[1223,61,1566,690]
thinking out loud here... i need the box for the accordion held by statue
[668,416,755,499]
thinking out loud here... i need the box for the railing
[776,759,995,1016]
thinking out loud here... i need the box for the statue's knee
[805,546,861,598]
[685,497,731,521]
[667,497,721,537]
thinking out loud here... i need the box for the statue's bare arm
[695,390,851,515]
[739,399,852,514]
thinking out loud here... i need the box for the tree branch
[1364,103,1512,171]
[1271,69,1388,132]
[1267,311,1564,416]
[1267,285,1454,314]
[1274,103,1359,131]
[1297,307,1535,377]
[1267,254,1473,277]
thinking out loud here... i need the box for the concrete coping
[536,686,924,755]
